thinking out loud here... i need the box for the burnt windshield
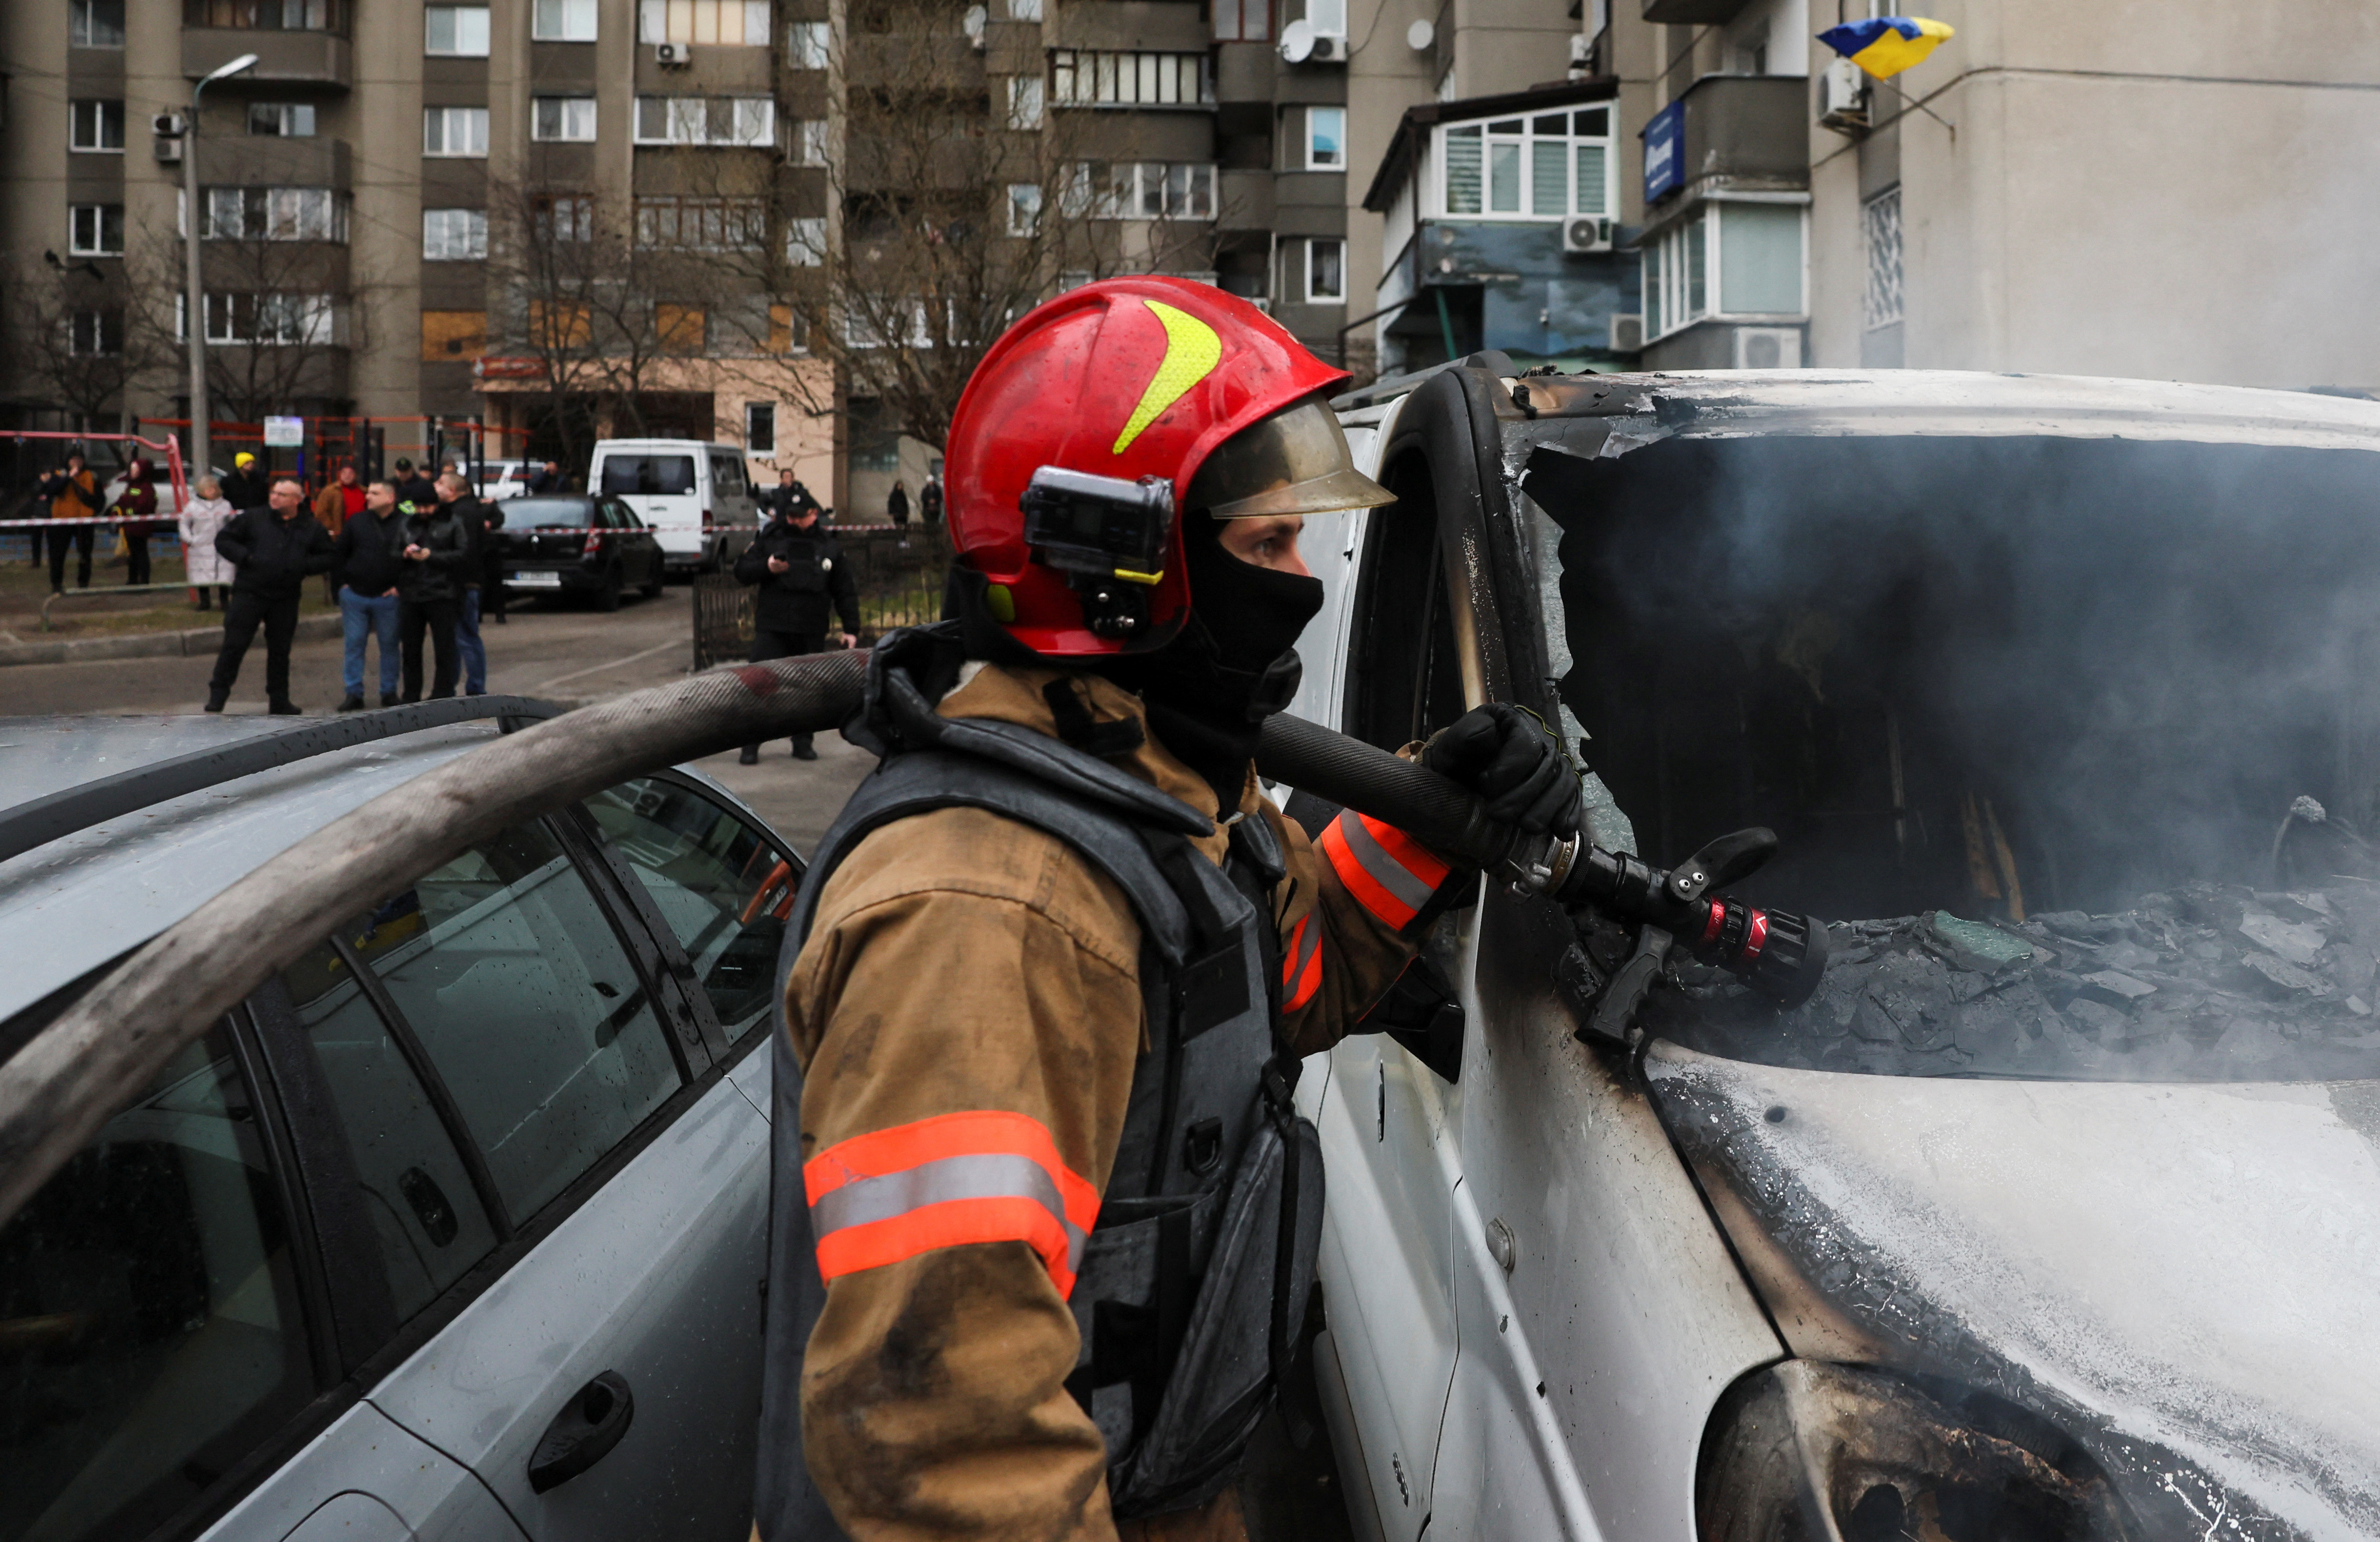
[1528,431,2380,1081]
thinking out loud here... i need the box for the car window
[611,501,642,529]
[358,822,683,1221]
[585,779,796,1034]
[514,497,593,530]
[0,1030,315,1542]
[710,456,748,499]
[277,934,497,1322]
[598,455,695,497]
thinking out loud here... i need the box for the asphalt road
[0,587,873,855]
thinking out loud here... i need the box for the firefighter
[757,278,1582,1542]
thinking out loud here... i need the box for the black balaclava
[1118,511,1324,811]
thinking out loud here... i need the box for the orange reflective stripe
[805,1111,1101,1295]
[1281,914,1323,1012]
[1320,809,1453,929]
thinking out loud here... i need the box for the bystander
[732,493,859,761]
[106,459,160,587]
[218,452,267,512]
[36,452,99,594]
[395,489,470,701]
[179,475,236,611]
[436,472,500,693]
[919,471,943,525]
[333,480,408,710]
[207,476,334,714]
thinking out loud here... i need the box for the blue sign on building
[1643,98,1685,204]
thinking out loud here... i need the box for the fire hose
[0,650,1824,1229]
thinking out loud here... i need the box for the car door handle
[527,1370,634,1494]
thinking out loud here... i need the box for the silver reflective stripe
[1336,810,1434,913]
[810,1152,1089,1274]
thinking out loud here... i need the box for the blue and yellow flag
[1819,16,1954,79]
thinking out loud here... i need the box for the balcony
[1046,0,1209,54]
[1644,72,1806,219]
[183,28,352,88]
[1642,0,1748,21]
[196,134,350,190]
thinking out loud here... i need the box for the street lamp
[183,51,258,481]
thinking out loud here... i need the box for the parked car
[587,440,760,577]
[1287,363,2380,1542]
[0,708,800,1542]
[478,460,534,501]
[498,495,666,610]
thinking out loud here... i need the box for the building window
[1437,105,1611,220]
[744,402,776,454]
[184,0,346,29]
[785,216,826,266]
[424,5,489,54]
[1007,183,1042,236]
[248,103,316,135]
[71,308,125,356]
[1863,186,1902,331]
[1007,77,1044,129]
[1063,162,1215,220]
[533,0,597,41]
[788,20,829,65]
[639,0,770,45]
[68,204,125,256]
[1049,51,1210,108]
[71,1,127,47]
[534,194,595,242]
[632,96,775,146]
[1306,236,1343,302]
[788,119,826,163]
[634,195,766,248]
[206,292,334,345]
[1642,201,1803,341]
[69,99,125,152]
[421,309,487,359]
[534,96,598,140]
[1008,0,1041,17]
[424,106,490,157]
[423,208,488,260]
[1213,0,1267,43]
[527,299,591,348]
[656,303,706,354]
[1306,105,1343,169]
[1307,0,1344,33]
[204,186,347,240]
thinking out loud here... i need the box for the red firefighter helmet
[945,276,1392,658]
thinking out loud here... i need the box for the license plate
[509,570,563,588]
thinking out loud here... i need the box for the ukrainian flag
[1819,16,1954,79]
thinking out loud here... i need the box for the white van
[586,439,761,576]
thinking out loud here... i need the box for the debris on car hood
[1644,1041,2380,1540]
[1647,878,2380,1082]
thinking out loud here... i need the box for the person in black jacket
[391,457,439,512]
[766,469,822,523]
[207,476,336,714]
[332,481,408,711]
[217,452,268,513]
[732,499,859,761]
[394,493,472,701]
[436,472,502,692]
[918,472,943,526]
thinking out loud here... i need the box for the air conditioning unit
[1562,215,1614,254]
[655,41,692,65]
[154,136,183,163]
[153,112,186,137]
[1732,326,1803,369]
[1819,57,1869,130]
[1307,32,1348,62]
[1610,313,1644,352]
[1568,34,1590,65]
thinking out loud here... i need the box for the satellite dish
[1279,18,1316,63]
[1406,18,1434,50]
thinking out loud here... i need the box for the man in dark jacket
[217,452,268,512]
[732,498,859,761]
[395,493,472,701]
[35,452,101,592]
[918,471,943,525]
[332,480,408,711]
[436,472,503,691]
[208,475,335,714]
[392,457,439,511]
[765,470,822,523]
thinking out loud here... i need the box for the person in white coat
[179,476,237,610]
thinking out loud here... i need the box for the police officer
[755,279,1581,1542]
[734,492,859,762]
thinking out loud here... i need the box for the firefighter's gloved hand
[1422,703,1584,835]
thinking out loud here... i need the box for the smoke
[1523,428,2380,1080]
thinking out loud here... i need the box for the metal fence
[691,524,950,669]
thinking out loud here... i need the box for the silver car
[0,709,799,1542]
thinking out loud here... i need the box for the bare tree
[742,0,1225,452]
[3,253,178,456]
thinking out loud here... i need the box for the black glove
[1422,703,1584,836]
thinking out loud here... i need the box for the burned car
[1286,365,2380,1541]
